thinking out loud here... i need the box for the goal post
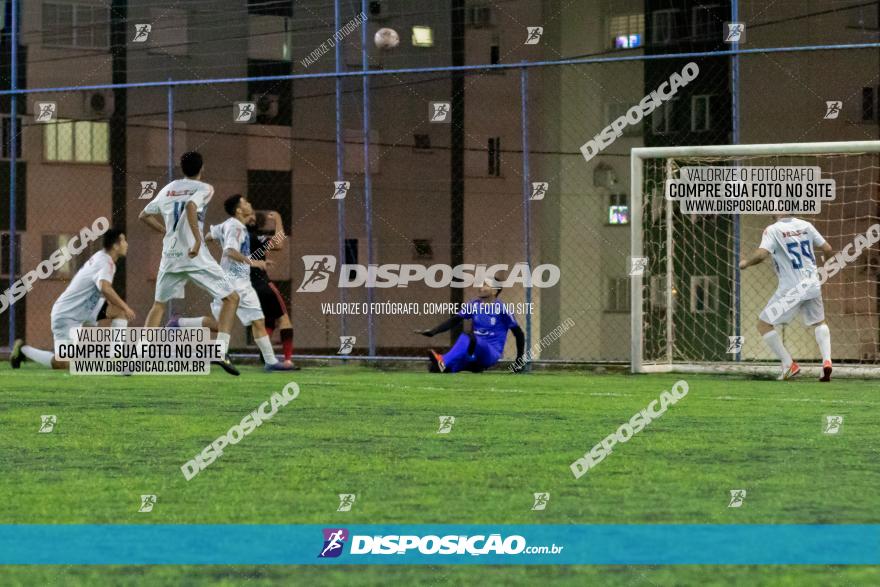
[631,140,880,377]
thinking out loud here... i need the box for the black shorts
[253,282,288,329]
[96,301,109,321]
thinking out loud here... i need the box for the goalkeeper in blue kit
[415,279,526,373]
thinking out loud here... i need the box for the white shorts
[50,300,104,344]
[760,293,825,326]
[155,263,233,303]
[211,282,264,327]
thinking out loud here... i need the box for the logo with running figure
[525,26,544,45]
[823,415,843,435]
[437,416,456,434]
[531,492,550,511]
[297,255,338,292]
[728,489,746,508]
[337,494,356,512]
[39,415,57,433]
[727,336,745,354]
[332,182,350,200]
[35,102,57,123]
[318,528,349,558]
[337,336,356,355]
[530,182,549,201]
[132,24,152,42]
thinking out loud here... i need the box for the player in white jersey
[169,194,293,371]
[138,151,240,375]
[10,229,135,370]
[739,216,834,381]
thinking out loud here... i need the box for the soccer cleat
[165,315,180,328]
[212,358,240,376]
[427,349,446,373]
[264,361,296,372]
[819,360,833,382]
[9,339,24,369]
[777,361,801,381]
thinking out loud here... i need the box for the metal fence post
[361,0,375,356]
[335,0,347,345]
[7,0,19,348]
[520,66,533,367]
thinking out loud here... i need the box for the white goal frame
[630,140,880,377]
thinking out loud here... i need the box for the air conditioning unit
[466,5,494,28]
[251,93,280,119]
[83,90,114,118]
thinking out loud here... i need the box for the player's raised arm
[414,314,464,337]
[265,211,286,250]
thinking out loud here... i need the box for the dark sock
[280,328,294,361]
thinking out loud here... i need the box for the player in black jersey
[246,210,298,370]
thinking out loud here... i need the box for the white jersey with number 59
[141,178,216,272]
[758,217,826,299]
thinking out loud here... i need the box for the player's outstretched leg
[12,339,68,370]
[168,315,218,332]
[430,334,474,374]
[814,321,832,382]
[758,320,799,380]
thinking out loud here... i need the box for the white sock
[216,332,231,359]
[179,317,204,328]
[255,335,278,365]
[815,324,832,363]
[111,318,128,328]
[762,330,793,368]
[22,345,54,368]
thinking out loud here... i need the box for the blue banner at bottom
[0,525,877,565]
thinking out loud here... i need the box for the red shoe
[778,361,800,380]
[428,349,446,373]
[819,360,832,382]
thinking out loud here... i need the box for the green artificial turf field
[1,364,878,585]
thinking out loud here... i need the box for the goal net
[631,141,880,377]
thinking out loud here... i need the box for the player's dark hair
[180,151,203,177]
[103,229,125,250]
[224,194,244,217]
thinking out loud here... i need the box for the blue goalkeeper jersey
[458,299,518,355]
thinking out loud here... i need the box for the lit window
[412,26,434,47]
[614,34,642,49]
[608,193,629,225]
[44,119,109,163]
[609,14,644,49]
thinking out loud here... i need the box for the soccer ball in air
[374,28,400,50]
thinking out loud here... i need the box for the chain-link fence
[2,0,879,364]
